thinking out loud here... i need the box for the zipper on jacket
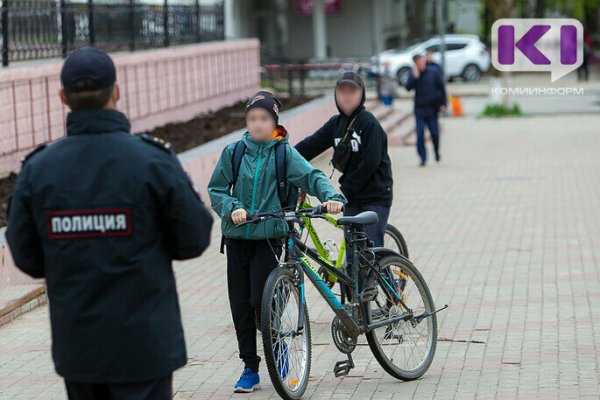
[246,144,264,239]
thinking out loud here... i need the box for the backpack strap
[230,140,247,189]
[222,140,247,255]
[340,113,360,145]
[329,112,361,178]
[274,141,300,209]
[274,141,288,208]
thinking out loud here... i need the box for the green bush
[479,103,525,118]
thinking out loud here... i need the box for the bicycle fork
[293,262,307,334]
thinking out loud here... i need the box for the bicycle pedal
[358,286,378,302]
[333,354,355,377]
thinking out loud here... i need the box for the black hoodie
[295,87,393,207]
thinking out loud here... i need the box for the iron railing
[0,0,224,66]
[262,62,374,96]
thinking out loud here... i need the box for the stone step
[388,115,416,146]
[370,104,395,122]
[381,110,411,134]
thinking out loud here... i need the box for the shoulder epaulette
[21,144,47,165]
[140,133,172,152]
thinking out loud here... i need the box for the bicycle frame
[286,223,412,339]
[297,198,346,283]
[287,230,361,337]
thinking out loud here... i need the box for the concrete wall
[448,0,481,35]
[0,95,338,288]
[224,0,407,61]
[0,39,261,178]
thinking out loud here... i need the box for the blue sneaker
[234,368,260,393]
[275,342,289,379]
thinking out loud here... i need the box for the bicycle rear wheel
[261,267,311,400]
[365,255,437,380]
[384,224,409,258]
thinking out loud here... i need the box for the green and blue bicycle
[294,190,409,292]
[241,204,446,400]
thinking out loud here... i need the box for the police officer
[6,47,213,399]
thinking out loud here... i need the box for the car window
[425,44,440,52]
[446,43,468,51]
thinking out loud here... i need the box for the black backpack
[220,140,299,253]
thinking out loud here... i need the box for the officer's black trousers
[64,374,172,400]
[225,238,282,372]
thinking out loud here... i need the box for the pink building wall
[0,39,261,178]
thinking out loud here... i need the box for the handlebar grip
[246,213,257,220]
[315,204,344,215]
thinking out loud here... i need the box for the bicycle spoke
[369,259,435,374]
[267,274,309,394]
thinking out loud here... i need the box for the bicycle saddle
[337,211,379,226]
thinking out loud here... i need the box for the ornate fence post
[1,0,8,66]
[128,0,135,51]
[88,0,95,46]
[88,0,96,46]
[217,2,224,39]
[60,0,68,58]
[163,0,169,47]
[194,0,200,43]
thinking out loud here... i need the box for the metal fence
[0,0,225,66]
[262,62,375,96]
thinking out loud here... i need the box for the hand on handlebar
[323,200,344,214]
[231,208,247,225]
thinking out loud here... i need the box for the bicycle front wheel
[365,255,437,380]
[261,267,311,400]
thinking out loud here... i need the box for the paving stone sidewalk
[1,114,599,399]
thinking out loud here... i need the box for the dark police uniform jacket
[6,109,213,383]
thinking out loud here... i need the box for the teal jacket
[208,129,347,240]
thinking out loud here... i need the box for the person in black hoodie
[295,71,393,248]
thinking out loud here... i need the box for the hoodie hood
[334,84,366,118]
[241,125,289,149]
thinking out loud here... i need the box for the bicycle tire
[365,255,437,380]
[384,224,409,259]
[261,267,312,400]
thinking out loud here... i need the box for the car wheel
[462,64,481,82]
[397,67,412,87]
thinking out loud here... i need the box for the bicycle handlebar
[240,205,332,227]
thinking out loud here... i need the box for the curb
[0,285,47,327]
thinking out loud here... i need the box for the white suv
[371,34,491,86]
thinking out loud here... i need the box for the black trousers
[344,204,391,248]
[344,204,391,295]
[225,238,282,372]
[64,374,172,400]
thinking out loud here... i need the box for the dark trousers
[226,238,282,372]
[415,114,440,163]
[344,204,390,248]
[64,374,172,400]
[344,204,391,295]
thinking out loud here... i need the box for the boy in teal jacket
[208,91,346,393]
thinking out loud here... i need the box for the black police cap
[60,47,116,92]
